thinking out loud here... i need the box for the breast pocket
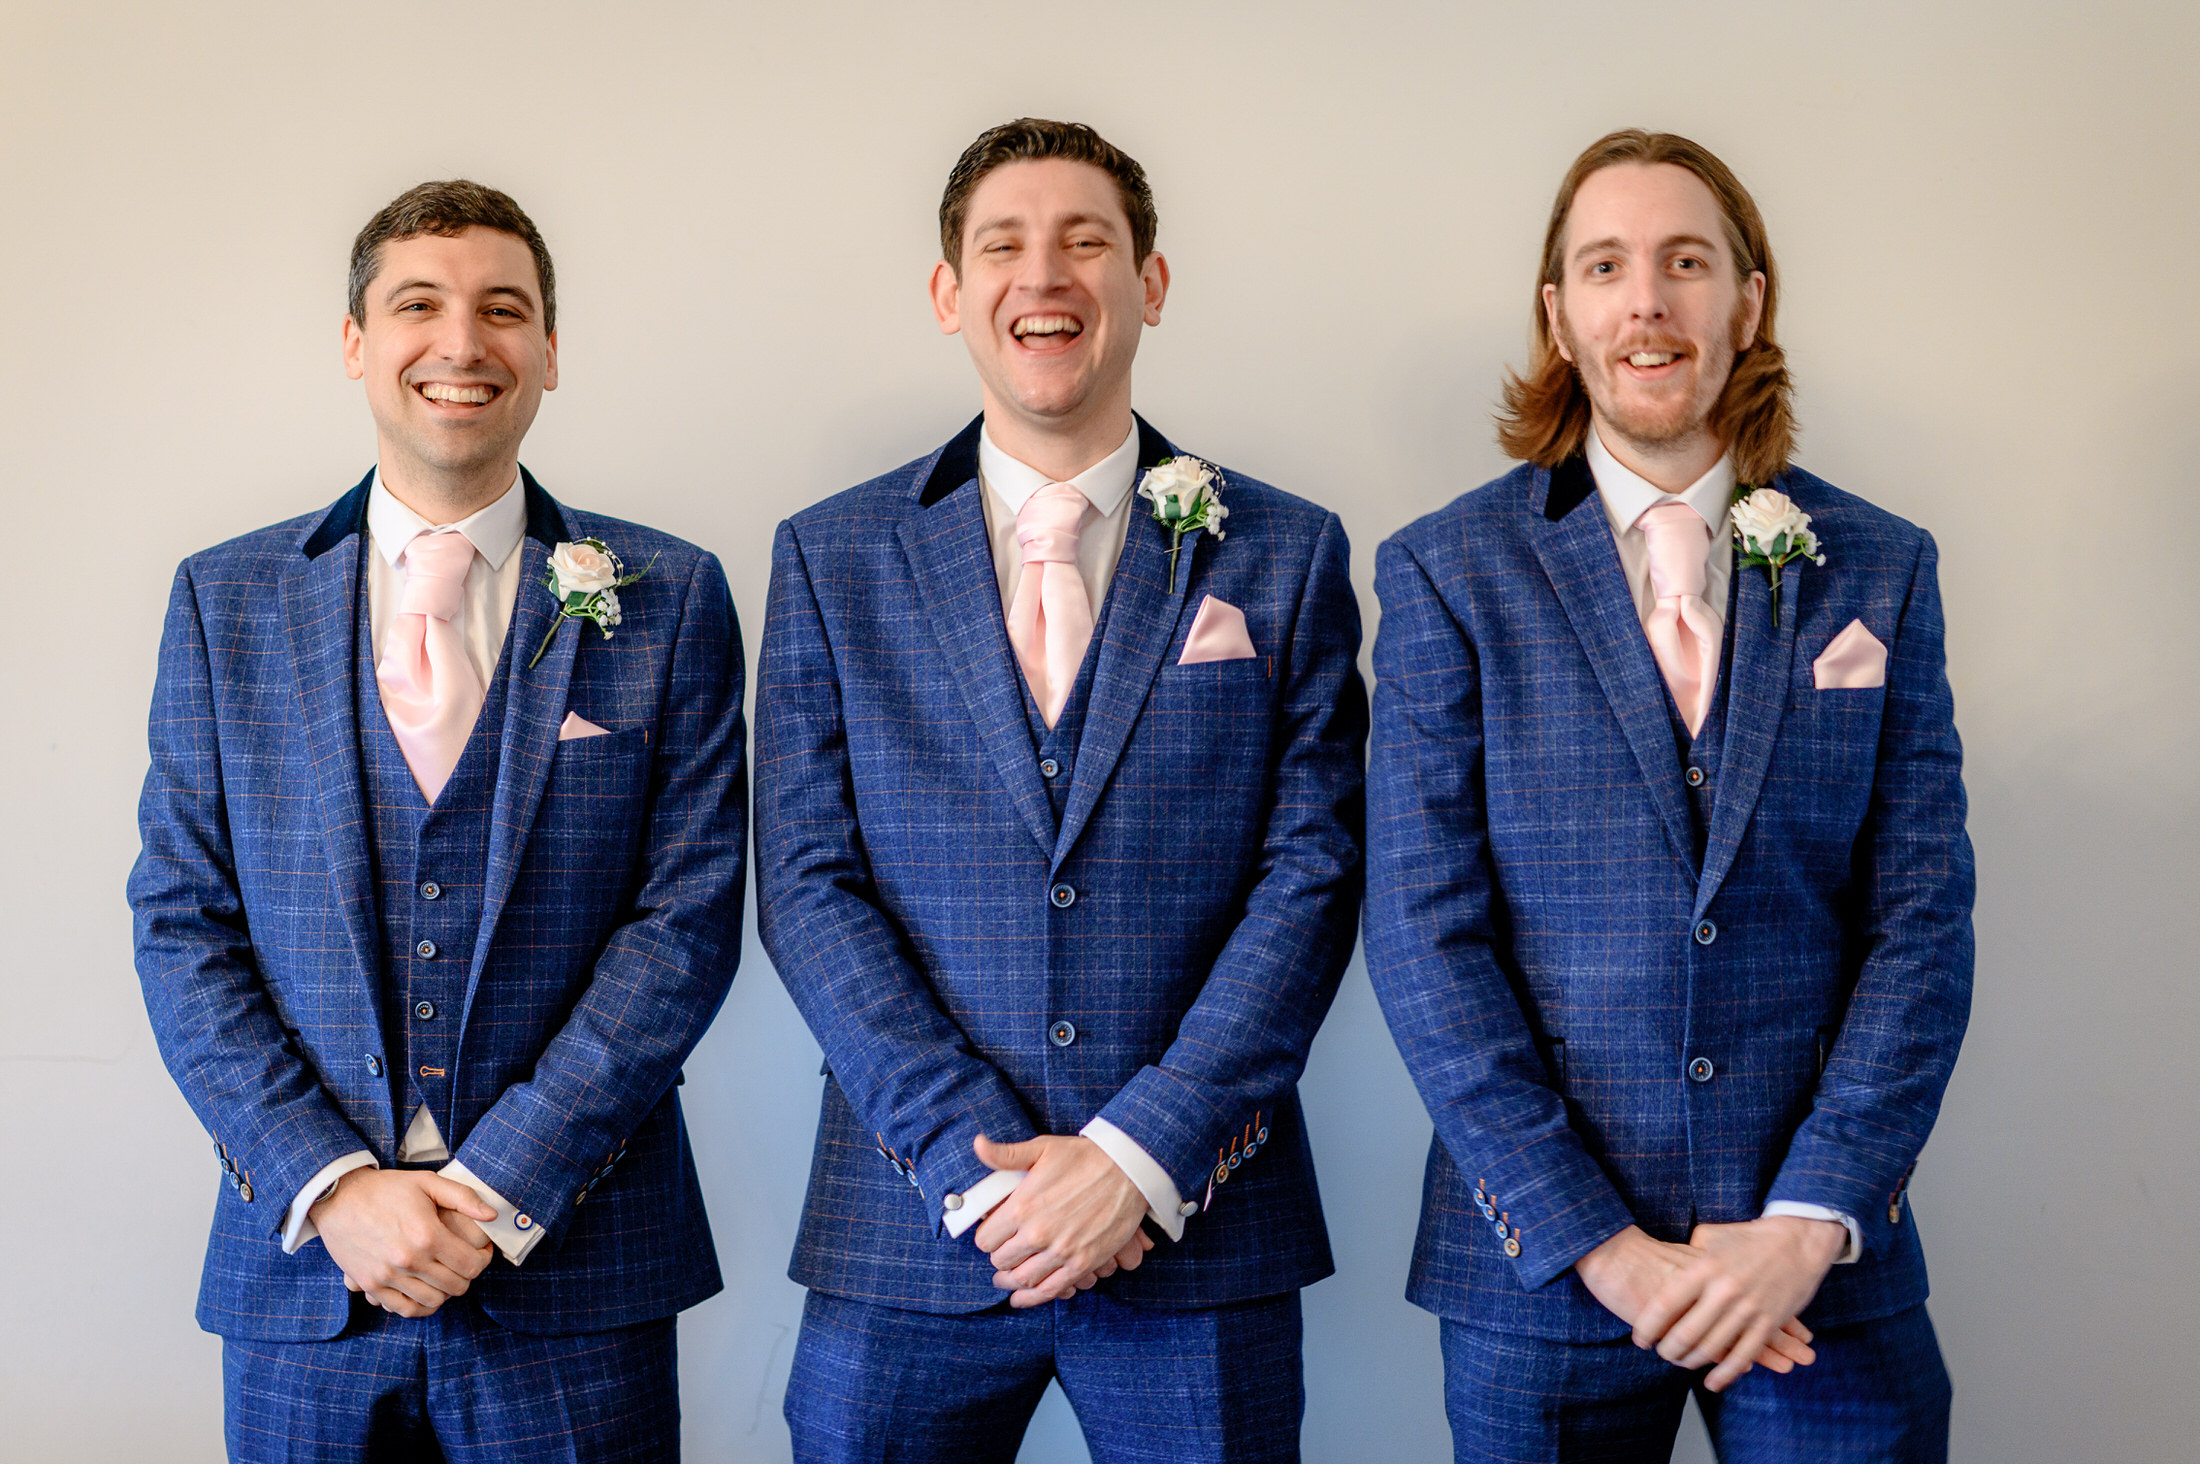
[541,725,655,859]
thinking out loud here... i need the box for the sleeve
[1362,537,1638,1289]
[1089,512,1369,1210]
[754,520,1039,1234]
[445,551,749,1246]
[1764,532,1975,1243]
[129,561,379,1241]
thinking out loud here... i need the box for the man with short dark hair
[130,179,747,1460]
[756,118,1367,1462]
[1366,131,1974,1460]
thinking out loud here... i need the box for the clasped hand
[969,1135,1153,1307]
[1575,1216,1845,1391]
[308,1168,498,1318]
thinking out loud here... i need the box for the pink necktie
[1639,500,1720,737]
[1005,483,1095,728]
[376,531,485,801]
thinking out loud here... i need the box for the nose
[1624,269,1671,324]
[1016,240,1074,295]
[430,307,489,365]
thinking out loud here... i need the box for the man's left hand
[970,1134,1149,1307]
[1632,1216,1848,1391]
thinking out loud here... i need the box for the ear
[1736,270,1767,352]
[341,313,366,381]
[542,329,559,392]
[929,259,962,335]
[1541,283,1571,363]
[1141,249,1171,326]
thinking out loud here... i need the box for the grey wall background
[3,2,2195,1459]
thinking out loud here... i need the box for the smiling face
[930,158,1167,466]
[342,226,556,514]
[1543,162,1764,473]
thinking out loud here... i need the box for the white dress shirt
[942,423,1194,1245]
[1584,427,1859,1266]
[282,470,544,1266]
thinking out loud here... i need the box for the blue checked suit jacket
[755,417,1367,1313]
[1365,457,1974,1343]
[129,470,747,1343]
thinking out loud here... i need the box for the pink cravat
[376,531,485,801]
[1006,483,1095,728]
[1638,500,1721,737]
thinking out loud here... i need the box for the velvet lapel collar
[283,471,382,1014]
[1528,457,1698,871]
[1050,415,1189,869]
[464,469,576,1002]
[899,422,1060,857]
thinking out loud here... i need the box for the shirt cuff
[1763,1201,1862,1264]
[1081,1116,1188,1242]
[283,1151,379,1254]
[439,1158,546,1266]
[943,1167,1023,1239]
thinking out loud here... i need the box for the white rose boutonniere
[529,537,655,668]
[1729,487,1826,628]
[1136,455,1227,585]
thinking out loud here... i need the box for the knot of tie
[1015,483,1088,564]
[1639,500,1710,602]
[398,531,477,621]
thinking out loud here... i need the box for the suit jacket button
[1213,1163,1230,1186]
[1694,921,1717,946]
[1178,1200,1199,1217]
[1049,883,1077,909]
[1688,1057,1717,1083]
[1503,1237,1521,1258]
[514,1214,533,1231]
[366,1055,382,1076]
[1049,1020,1077,1047]
[416,939,438,960]
[943,1193,964,1212]
[238,1183,253,1203]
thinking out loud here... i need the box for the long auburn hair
[1495,130,1796,485]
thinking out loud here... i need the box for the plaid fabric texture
[130,470,748,1343]
[1366,459,1975,1343]
[1439,1304,1949,1463]
[223,1295,678,1462]
[786,1289,1304,1464]
[756,417,1367,1313]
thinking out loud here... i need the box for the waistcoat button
[420,881,442,900]
[1049,1020,1077,1047]
[415,1001,437,1020]
[416,939,438,959]
[1688,1057,1717,1083]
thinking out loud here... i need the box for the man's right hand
[1574,1225,1817,1377]
[309,1168,497,1318]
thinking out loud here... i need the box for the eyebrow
[1570,232,1723,262]
[971,210,1123,238]
[381,279,539,309]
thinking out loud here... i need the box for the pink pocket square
[558,712,613,740]
[1813,619,1887,690]
[1178,595,1259,665]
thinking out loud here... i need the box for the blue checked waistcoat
[755,417,1368,1313]
[129,470,748,1342]
[1365,457,1975,1343]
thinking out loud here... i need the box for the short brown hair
[347,179,557,333]
[938,118,1158,273]
[1495,130,1796,484]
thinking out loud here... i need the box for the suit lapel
[282,474,383,1013]
[1528,460,1697,871]
[1051,417,1191,870]
[467,474,575,990]
[1696,553,1801,918]
[898,472,1060,858]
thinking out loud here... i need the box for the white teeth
[1014,315,1081,338]
[419,383,495,404]
[1627,352,1678,367]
